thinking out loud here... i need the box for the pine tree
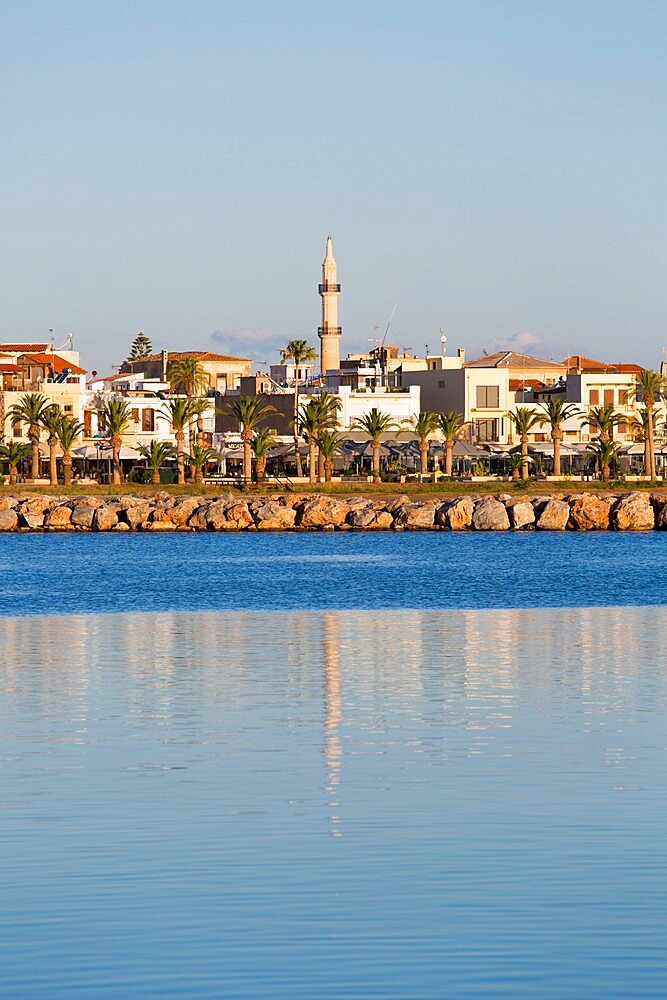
[127,331,153,361]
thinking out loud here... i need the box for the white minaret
[318,235,342,375]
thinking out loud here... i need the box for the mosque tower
[318,235,342,375]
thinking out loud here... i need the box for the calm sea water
[1,535,666,997]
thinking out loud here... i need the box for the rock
[611,493,655,531]
[535,499,570,531]
[393,502,436,530]
[0,497,17,510]
[205,500,234,530]
[113,522,130,531]
[45,505,73,530]
[187,503,211,530]
[93,507,119,531]
[144,520,177,531]
[253,501,297,530]
[374,511,394,530]
[0,509,18,530]
[383,495,410,513]
[167,497,201,526]
[567,494,613,531]
[436,497,474,530]
[125,503,154,530]
[472,498,510,531]
[71,503,97,529]
[348,506,377,528]
[221,502,253,530]
[298,496,349,528]
[508,500,535,530]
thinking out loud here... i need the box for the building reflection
[322,612,342,836]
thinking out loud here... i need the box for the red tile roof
[0,342,49,353]
[20,353,87,375]
[563,355,645,374]
[464,350,565,369]
[137,351,251,363]
[509,378,544,392]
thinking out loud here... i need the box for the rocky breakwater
[1,491,667,532]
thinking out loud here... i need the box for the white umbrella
[100,446,142,461]
[73,445,101,460]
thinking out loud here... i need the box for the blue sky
[2,1,666,374]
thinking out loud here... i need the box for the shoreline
[1,490,666,532]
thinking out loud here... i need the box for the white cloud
[210,328,287,363]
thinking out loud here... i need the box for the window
[131,408,140,423]
[618,421,628,435]
[589,389,599,405]
[142,409,155,432]
[84,411,93,435]
[476,385,499,408]
[438,380,445,389]
[604,389,614,406]
[64,405,73,413]
[13,422,22,438]
[476,418,498,441]
[619,389,628,405]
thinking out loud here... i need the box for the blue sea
[1,533,666,997]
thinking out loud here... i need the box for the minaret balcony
[318,283,341,293]
[318,326,342,337]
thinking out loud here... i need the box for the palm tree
[298,400,321,485]
[281,339,317,477]
[0,441,31,485]
[189,396,211,447]
[100,398,133,485]
[507,453,524,482]
[508,407,542,480]
[316,429,345,483]
[168,355,210,396]
[161,397,198,485]
[581,404,622,443]
[7,393,49,480]
[40,404,63,486]
[56,415,84,486]
[538,399,579,477]
[138,440,176,485]
[438,411,465,477]
[403,411,439,475]
[628,369,666,481]
[352,408,397,479]
[587,438,620,483]
[185,444,219,485]
[223,396,276,485]
[251,427,279,484]
[312,391,341,481]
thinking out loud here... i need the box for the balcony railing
[318,326,342,336]
[318,283,341,293]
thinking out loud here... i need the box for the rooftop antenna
[48,328,54,350]
[440,329,447,357]
[55,331,73,352]
[378,303,397,386]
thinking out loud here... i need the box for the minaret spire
[318,235,342,375]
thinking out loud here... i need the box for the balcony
[318,327,342,337]
[318,283,341,293]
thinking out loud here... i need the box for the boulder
[125,503,154,530]
[507,500,535,530]
[187,503,212,530]
[436,497,474,530]
[70,503,96,529]
[348,506,377,528]
[222,502,253,530]
[167,497,202,526]
[535,499,570,531]
[472,498,510,531]
[93,507,118,531]
[0,497,17,510]
[144,520,177,531]
[253,501,297,530]
[611,493,655,531]
[567,494,613,531]
[0,509,18,531]
[393,502,436,530]
[45,505,73,530]
[298,496,350,528]
[374,511,394,530]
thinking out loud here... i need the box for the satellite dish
[440,330,447,356]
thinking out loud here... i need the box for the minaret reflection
[322,611,343,837]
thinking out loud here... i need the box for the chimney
[661,361,667,378]
[161,349,169,381]
[457,348,465,362]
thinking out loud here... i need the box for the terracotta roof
[509,378,544,392]
[464,350,565,369]
[137,351,252,363]
[563,355,645,374]
[20,353,87,375]
[0,363,22,373]
[0,342,49,353]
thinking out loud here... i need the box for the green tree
[251,427,279,484]
[403,411,440,475]
[161,397,198,485]
[438,411,465,478]
[628,369,666,481]
[100,398,133,485]
[298,400,322,485]
[55,415,85,486]
[507,453,524,482]
[581,404,622,443]
[127,331,153,362]
[7,392,49,480]
[352,408,397,479]
[0,441,31,485]
[40,404,63,486]
[185,444,219,485]
[508,407,542,480]
[587,438,620,483]
[281,339,317,477]
[222,396,276,485]
[316,429,345,483]
[168,355,210,396]
[538,399,579,477]
[138,440,176,485]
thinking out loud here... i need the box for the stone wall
[0,491,666,531]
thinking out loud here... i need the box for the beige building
[123,350,252,393]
